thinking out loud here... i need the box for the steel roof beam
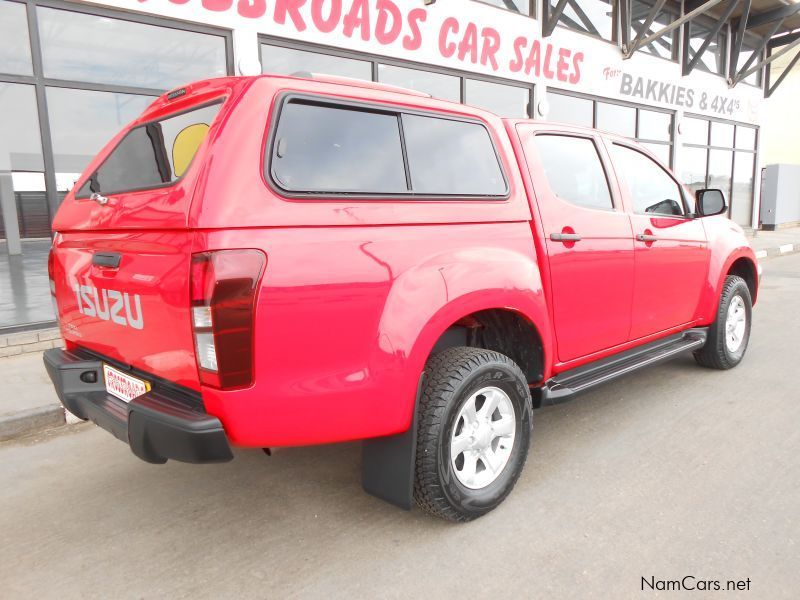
[543,0,571,37]
[729,0,752,82]
[623,0,724,59]
[766,47,800,97]
[683,0,740,75]
[746,3,800,30]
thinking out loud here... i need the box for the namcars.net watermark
[642,576,752,592]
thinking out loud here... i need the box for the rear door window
[77,102,221,198]
[270,101,407,194]
[401,114,506,196]
[532,134,613,210]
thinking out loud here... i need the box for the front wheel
[694,275,752,370]
[413,347,532,522]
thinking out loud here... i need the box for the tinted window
[402,115,506,196]
[612,144,685,216]
[78,102,221,197]
[271,102,407,194]
[533,135,612,210]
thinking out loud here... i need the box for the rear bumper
[43,348,233,464]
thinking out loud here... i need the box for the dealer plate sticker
[103,364,150,403]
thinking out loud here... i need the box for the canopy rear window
[77,102,222,198]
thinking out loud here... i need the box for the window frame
[612,142,691,218]
[264,92,511,201]
[74,98,225,199]
[531,131,618,213]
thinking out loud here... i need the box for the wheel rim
[450,386,516,490]
[725,295,747,353]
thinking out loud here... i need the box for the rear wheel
[413,347,532,522]
[694,275,752,370]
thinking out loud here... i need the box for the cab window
[612,144,686,216]
[533,134,613,211]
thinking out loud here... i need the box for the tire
[694,275,752,370]
[413,347,532,522]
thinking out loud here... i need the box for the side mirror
[695,188,726,217]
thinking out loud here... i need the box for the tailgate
[52,231,199,390]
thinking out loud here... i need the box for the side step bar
[535,328,708,407]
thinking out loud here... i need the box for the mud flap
[361,377,423,510]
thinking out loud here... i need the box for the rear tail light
[47,248,58,319]
[190,249,266,389]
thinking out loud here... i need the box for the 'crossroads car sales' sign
[124,0,760,121]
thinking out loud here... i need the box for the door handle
[92,252,121,269]
[636,234,658,242]
[550,232,582,242]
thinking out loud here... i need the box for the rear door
[51,100,224,390]
[608,142,709,339]
[518,126,635,362]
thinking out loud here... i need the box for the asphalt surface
[2,254,799,599]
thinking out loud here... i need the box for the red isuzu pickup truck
[44,74,758,522]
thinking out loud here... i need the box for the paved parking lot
[1,254,798,599]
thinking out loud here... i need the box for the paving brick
[37,329,62,342]
[5,332,39,346]
[21,341,54,353]
[0,346,23,358]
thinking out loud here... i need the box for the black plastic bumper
[43,348,233,464]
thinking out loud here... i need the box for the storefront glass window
[477,0,531,16]
[707,149,733,199]
[0,83,52,327]
[630,0,676,61]
[550,0,613,41]
[682,117,709,145]
[710,122,734,147]
[46,88,154,194]
[735,125,756,150]
[731,152,755,226]
[37,7,227,90]
[465,79,529,117]
[547,92,593,127]
[261,44,371,80]
[0,0,33,76]
[687,21,726,76]
[596,102,636,137]
[640,142,671,166]
[638,109,671,142]
[678,146,707,193]
[377,64,460,101]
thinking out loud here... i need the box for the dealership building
[1,0,798,330]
